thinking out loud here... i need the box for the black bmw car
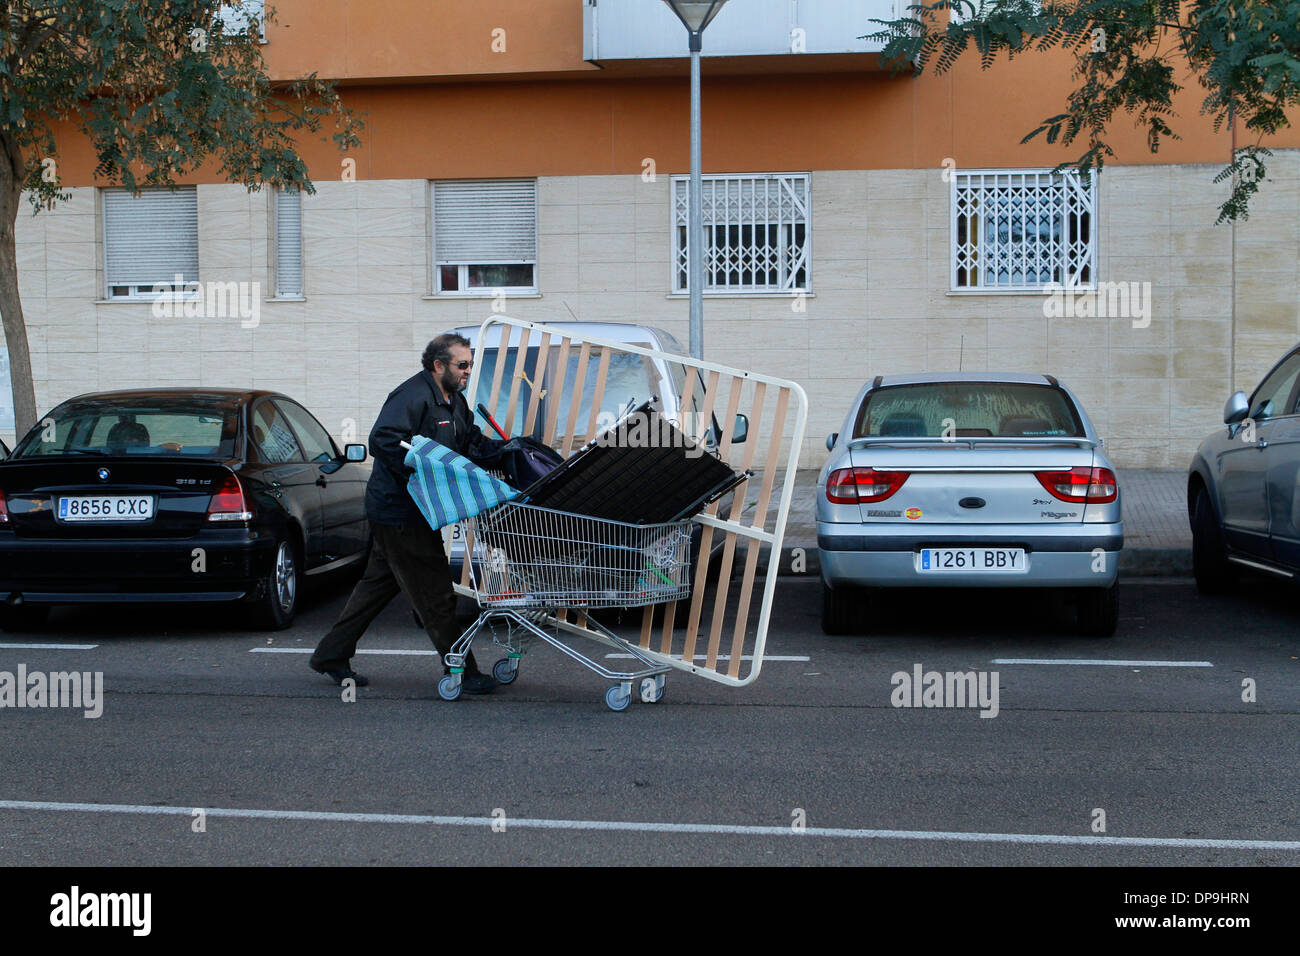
[0,389,370,630]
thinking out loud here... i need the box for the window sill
[95,297,200,305]
[946,288,1093,297]
[422,293,543,300]
[666,291,815,300]
[266,296,306,303]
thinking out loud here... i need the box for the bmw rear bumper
[0,528,278,604]
[818,521,1123,588]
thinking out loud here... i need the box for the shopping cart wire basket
[436,501,692,710]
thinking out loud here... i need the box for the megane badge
[97,467,110,481]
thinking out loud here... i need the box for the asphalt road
[0,576,1296,866]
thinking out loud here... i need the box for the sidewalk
[763,469,1191,577]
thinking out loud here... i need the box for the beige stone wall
[9,152,1299,471]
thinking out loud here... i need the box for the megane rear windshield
[853,383,1084,439]
[12,401,240,458]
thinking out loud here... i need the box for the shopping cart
[438,500,693,711]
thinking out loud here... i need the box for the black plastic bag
[496,436,564,491]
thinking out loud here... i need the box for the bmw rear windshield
[853,382,1084,439]
[11,400,241,459]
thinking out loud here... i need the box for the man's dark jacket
[366,369,505,526]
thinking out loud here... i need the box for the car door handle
[316,476,327,487]
[1259,441,1269,450]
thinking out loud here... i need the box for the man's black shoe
[460,671,498,695]
[311,663,370,687]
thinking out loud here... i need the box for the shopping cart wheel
[604,685,631,712]
[639,676,665,704]
[438,675,463,701]
[492,658,519,685]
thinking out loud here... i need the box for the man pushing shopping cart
[308,332,513,695]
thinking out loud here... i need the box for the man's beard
[441,369,463,394]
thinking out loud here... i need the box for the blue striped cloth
[405,435,520,530]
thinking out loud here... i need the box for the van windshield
[472,343,657,442]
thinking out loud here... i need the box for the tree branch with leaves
[868,0,1299,223]
[0,0,363,436]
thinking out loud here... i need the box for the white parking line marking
[992,659,1213,667]
[0,799,1295,851]
[251,647,436,656]
[0,643,99,650]
[605,654,809,662]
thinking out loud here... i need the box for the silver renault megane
[817,373,1123,636]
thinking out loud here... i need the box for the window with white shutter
[672,173,810,294]
[272,188,303,298]
[432,179,537,294]
[102,187,199,299]
[951,169,1096,291]
[217,0,266,41]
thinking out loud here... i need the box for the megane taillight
[1034,466,1117,504]
[826,467,909,504]
[206,474,253,522]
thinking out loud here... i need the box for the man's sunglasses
[444,360,472,370]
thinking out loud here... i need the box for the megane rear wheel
[1076,583,1119,637]
[822,584,866,635]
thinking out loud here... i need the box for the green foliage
[867,1,1300,224]
[0,0,363,208]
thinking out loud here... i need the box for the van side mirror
[344,444,367,462]
[826,432,838,452]
[1223,391,1249,425]
[704,414,749,446]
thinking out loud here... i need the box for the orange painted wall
[43,8,1298,186]
[261,0,596,81]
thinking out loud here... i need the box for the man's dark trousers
[310,521,478,675]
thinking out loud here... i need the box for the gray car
[1188,343,1300,592]
[818,373,1123,636]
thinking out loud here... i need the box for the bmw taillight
[206,474,253,522]
[826,467,909,504]
[1034,466,1117,504]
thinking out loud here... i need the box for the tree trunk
[0,133,37,439]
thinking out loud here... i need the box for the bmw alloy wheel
[274,541,296,613]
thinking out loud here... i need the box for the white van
[455,321,707,449]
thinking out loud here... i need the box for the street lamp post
[662,0,728,360]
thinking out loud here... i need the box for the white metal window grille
[672,173,810,293]
[432,179,538,294]
[102,187,199,299]
[952,169,1096,290]
[273,188,303,298]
